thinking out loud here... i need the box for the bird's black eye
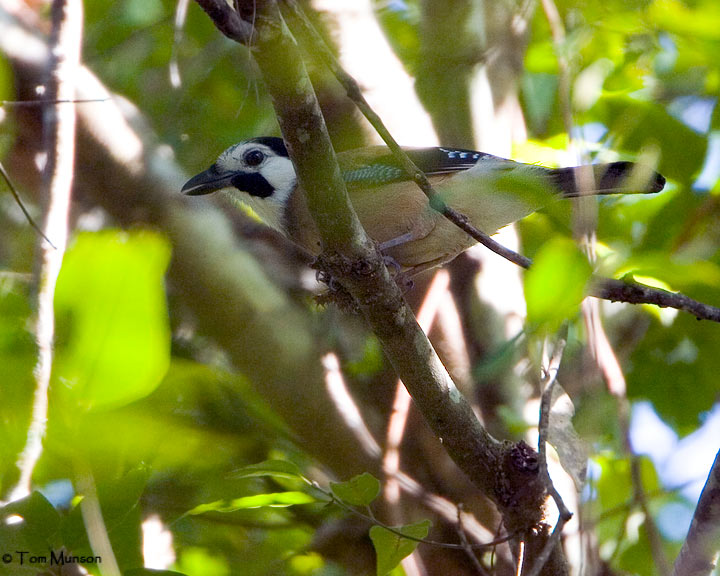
[244,149,265,167]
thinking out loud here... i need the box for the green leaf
[188,492,317,514]
[330,472,381,507]
[525,40,559,74]
[53,230,171,411]
[524,237,592,330]
[175,547,230,576]
[232,459,304,481]
[346,335,384,377]
[370,520,431,576]
[0,491,61,551]
[520,74,560,135]
[122,0,164,26]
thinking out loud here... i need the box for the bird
[182,137,665,277]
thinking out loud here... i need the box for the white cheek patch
[262,156,297,204]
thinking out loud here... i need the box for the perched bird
[182,137,665,276]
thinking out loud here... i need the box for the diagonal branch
[197,2,575,574]
[673,449,720,576]
[231,0,509,497]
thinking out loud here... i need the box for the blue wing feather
[342,147,503,187]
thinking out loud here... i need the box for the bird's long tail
[550,161,666,197]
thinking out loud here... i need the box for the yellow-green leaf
[525,237,592,330]
[53,230,171,411]
[370,520,431,576]
[330,473,381,507]
[188,491,317,514]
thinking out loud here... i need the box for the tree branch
[590,277,720,323]
[232,0,510,489]
[673,449,720,576]
[209,0,554,559]
[193,0,253,43]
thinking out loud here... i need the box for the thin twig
[9,0,80,501]
[0,97,109,106]
[308,481,516,551]
[74,459,121,576]
[0,161,56,248]
[590,277,720,323]
[523,518,567,576]
[523,334,573,576]
[538,335,572,522]
[516,540,525,576]
[456,504,490,575]
[630,448,672,575]
[390,469,499,546]
[169,0,190,88]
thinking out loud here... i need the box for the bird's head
[182,137,297,205]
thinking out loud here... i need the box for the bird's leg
[377,231,419,252]
[377,230,430,292]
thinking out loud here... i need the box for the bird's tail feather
[550,161,666,197]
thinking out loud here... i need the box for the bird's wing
[337,146,507,186]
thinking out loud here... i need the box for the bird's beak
[181,167,233,196]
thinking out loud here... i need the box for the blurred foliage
[524,236,592,331]
[1,0,720,574]
[53,230,171,411]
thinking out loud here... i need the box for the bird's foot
[312,257,359,312]
[379,254,415,292]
